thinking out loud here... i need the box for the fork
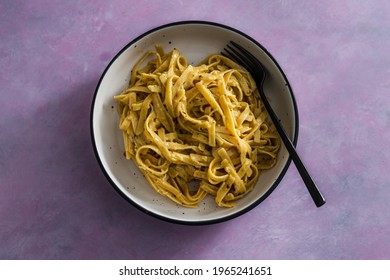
[223,41,325,207]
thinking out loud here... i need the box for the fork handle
[259,90,326,207]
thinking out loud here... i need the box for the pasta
[114,45,280,208]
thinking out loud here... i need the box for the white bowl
[90,21,298,225]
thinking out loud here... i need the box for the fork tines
[222,41,265,77]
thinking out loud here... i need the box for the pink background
[1,0,389,259]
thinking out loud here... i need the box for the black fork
[223,41,325,207]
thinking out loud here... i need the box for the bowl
[90,21,298,225]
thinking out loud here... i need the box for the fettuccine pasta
[114,45,280,208]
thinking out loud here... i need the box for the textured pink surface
[1,0,390,259]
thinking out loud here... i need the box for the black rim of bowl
[90,20,299,225]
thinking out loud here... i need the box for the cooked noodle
[114,45,280,207]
